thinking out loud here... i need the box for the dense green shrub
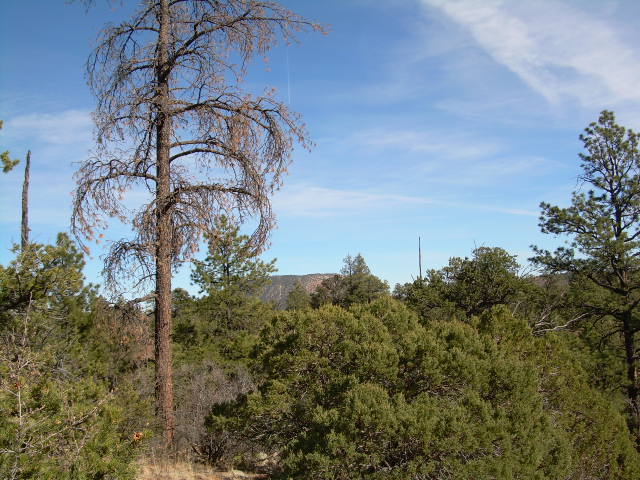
[208,298,638,478]
[477,307,640,479]
[0,236,143,479]
[394,247,531,320]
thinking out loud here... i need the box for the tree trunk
[20,150,30,250]
[155,0,175,447]
[623,313,639,445]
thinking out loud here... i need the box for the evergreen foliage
[310,254,389,308]
[0,236,142,479]
[175,216,277,362]
[286,282,311,311]
[1,120,20,173]
[532,110,640,441]
[208,298,638,478]
[395,246,530,320]
[191,217,277,298]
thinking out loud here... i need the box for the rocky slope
[260,273,335,309]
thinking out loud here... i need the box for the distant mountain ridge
[261,273,335,309]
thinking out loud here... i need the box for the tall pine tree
[533,110,640,443]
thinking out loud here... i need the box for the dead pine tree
[21,150,31,250]
[72,0,322,446]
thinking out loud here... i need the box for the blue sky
[3,0,640,295]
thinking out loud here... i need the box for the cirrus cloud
[5,109,92,145]
[422,0,640,107]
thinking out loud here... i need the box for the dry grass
[137,458,267,480]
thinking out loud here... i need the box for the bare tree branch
[72,0,323,446]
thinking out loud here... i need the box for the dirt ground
[137,459,267,480]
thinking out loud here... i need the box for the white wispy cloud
[273,185,431,217]
[345,126,553,186]
[420,155,552,187]
[351,128,503,159]
[5,109,92,145]
[273,184,537,218]
[422,0,640,107]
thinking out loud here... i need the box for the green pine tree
[0,235,141,479]
[532,110,640,442]
[1,120,20,173]
[311,253,388,308]
[286,282,311,310]
[178,216,277,362]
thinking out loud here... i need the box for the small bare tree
[21,150,31,251]
[72,0,321,446]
